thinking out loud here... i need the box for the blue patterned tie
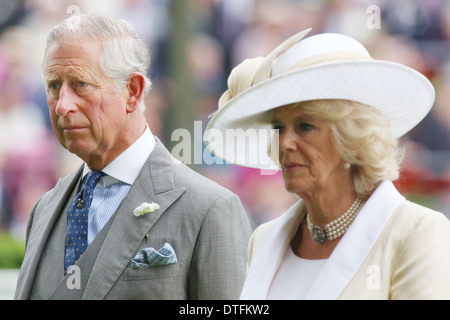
[64,171,104,272]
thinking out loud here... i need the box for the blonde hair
[292,99,403,197]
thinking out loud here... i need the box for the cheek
[47,96,57,115]
[313,145,342,178]
[102,96,128,125]
[90,99,124,136]
[47,99,62,132]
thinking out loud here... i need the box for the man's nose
[55,84,78,116]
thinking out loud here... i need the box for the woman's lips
[283,162,308,170]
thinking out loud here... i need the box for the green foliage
[0,233,25,269]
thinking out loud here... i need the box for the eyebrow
[44,64,97,82]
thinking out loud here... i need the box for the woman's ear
[125,72,145,113]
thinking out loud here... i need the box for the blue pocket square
[131,243,178,269]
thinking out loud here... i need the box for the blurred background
[0,0,449,277]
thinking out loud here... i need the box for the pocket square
[131,243,178,269]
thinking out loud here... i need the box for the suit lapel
[83,140,185,299]
[15,167,83,299]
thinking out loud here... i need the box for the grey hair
[44,13,151,111]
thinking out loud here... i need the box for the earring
[344,163,351,169]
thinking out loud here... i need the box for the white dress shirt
[82,125,156,244]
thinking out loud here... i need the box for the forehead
[44,40,102,78]
[272,103,319,122]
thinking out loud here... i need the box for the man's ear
[125,72,145,113]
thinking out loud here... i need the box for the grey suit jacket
[14,139,252,299]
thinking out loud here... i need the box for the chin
[64,141,95,157]
[284,182,305,195]
[284,176,316,195]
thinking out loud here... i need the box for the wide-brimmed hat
[204,29,435,170]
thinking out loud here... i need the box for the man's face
[44,40,129,165]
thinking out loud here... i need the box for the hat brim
[204,60,435,170]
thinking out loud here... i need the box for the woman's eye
[272,125,284,133]
[299,123,315,131]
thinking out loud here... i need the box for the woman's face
[271,104,349,196]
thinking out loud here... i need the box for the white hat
[204,29,435,170]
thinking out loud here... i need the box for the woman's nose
[278,128,298,152]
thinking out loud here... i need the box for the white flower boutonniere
[133,202,160,217]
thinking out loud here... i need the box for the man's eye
[78,81,88,88]
[48,82,61,90]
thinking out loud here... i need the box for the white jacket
[240,181,450,300]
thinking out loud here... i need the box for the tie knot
[84,171,104,190]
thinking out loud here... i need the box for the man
[14,13,251,300]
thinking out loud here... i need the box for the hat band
[279,51,373,75]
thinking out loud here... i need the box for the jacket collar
[82,125,156,185]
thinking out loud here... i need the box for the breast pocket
[123,262,182,281]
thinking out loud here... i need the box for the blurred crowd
[0,0,449,237]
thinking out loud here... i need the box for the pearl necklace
[306,197,365,244]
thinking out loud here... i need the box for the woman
[204,29,450,299]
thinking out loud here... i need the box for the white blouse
[267,247,327,300]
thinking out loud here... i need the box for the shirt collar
[83,125,156,186]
